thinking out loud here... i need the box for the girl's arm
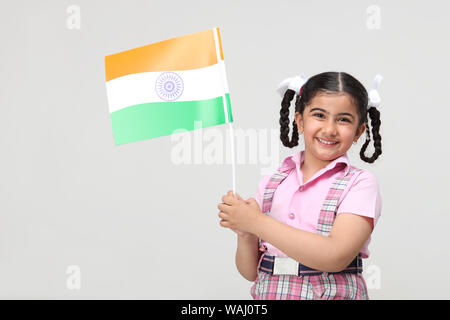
[219,192,373,274]
[235,233,260,282]
[253,212,373,272]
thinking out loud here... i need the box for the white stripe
[213,27,229,123]
[105,62,228,113]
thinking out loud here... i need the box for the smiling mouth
[316,138,338,145]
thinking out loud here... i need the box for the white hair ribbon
[276,73,309,97]
[368,74,383,108]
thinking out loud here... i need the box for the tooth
[319,138,336,144]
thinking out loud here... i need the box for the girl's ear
[295,112,304,133]
[355,123,366,141]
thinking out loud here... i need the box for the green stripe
[226,93,233,122]
[110,94,232,145]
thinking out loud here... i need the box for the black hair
[279,71,382,163]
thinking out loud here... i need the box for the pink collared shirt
[254,150,382,259]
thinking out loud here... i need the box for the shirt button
[299,186,304,191]
[289,213,295,219]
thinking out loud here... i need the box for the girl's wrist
[237,233,258,242]
[247,210,267,236]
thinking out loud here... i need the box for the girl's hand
[231,193,254,239]
[218,192,251,238]
[218,190,263,235]
[234,195,263,240]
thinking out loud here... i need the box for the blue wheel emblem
[155,72,184,101]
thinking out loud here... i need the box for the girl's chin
[310,148,345,161]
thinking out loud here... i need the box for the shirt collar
[280,150,350,177]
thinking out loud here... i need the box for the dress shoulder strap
[315,165,362,236]
[261,166,294,214]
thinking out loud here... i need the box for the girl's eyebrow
[309,107,355,120]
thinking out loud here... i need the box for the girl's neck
[300,151,333,183]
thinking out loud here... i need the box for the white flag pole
[228,122,236,195]
[213,27,236,196]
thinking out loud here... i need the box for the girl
[217,71,382,300]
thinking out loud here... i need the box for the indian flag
[105,27,233,146]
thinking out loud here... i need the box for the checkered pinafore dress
[250,164,369,300]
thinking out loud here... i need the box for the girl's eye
[313,113,351,123]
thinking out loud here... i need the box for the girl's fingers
[218,203,228,211]
[218,211,227,219]
[222,191,244,205]
[220,219,231,228]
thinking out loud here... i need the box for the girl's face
[295,92,366,164]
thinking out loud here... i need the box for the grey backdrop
[1,0,449,299]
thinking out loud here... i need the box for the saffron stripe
[105,28,222,82]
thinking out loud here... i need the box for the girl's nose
[323,121,338,136]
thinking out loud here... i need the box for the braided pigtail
[279,89,299,148]
[360,106,382,163]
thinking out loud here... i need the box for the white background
[0,0,449,299]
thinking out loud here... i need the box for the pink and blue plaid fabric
[250,164,369,300]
